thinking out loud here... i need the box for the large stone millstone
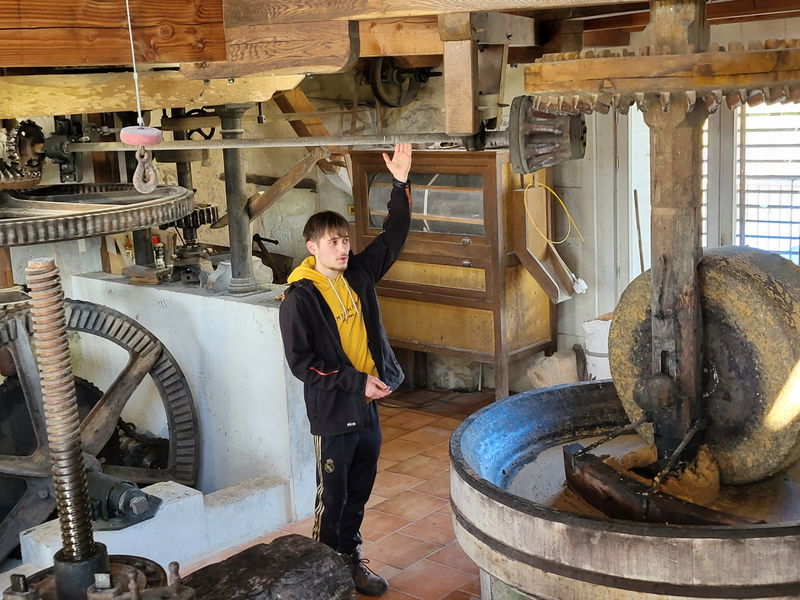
[609,246,800,484]
[182,534,354,600]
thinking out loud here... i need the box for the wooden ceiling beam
[0,71,302,120]
[181,21,358,79]
[359,17,444,57]
[223,0,644,28]
[0,0,224,67]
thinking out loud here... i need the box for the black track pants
[312,419,382,554]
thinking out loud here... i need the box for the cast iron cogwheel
[0,183,193,246]
[0,298,199,563]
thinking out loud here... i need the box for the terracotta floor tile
[358,589,420,600]
[360,556,403,580]
[429,416,463,431]
[378,457,398,471]
[437,502,453,515]
[280,516,314,537]
[413,471,451,500]
[380,438,424,462]
[373,490,448,521]
[389,559,474,600]
[382,411,439,431]
[387,454,449,480]
[398,425,453,446]
[441,591,479,600]
[378,406,407,418]
[418,402,463,417]
[458,576,481,595]
[372,470,424,498]
[366,493,389,509]
[427,542,479,575]
[400,509,455,545]
[420,441,450,461]
[382,425,410,442]
[360,510,412,542]
[365,532,442,570]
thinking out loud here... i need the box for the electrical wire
[523,181,586,245]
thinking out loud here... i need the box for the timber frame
[3,1,800,124]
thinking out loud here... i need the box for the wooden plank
[505,263,551,352]
[273,88,339,173]
[181,21,358,79]
[379,296,495,355]
[0,71,303,120]
[359,17,443,56]
[443,39,479,135]
[471,13,537,46]
[384,260,487,291]
[224,0,644,28]
[438,13,473,41]
[0,0,224,67]
[583,29,630,47]
[524,46,800,94]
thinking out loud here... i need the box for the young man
[278,144,412,596]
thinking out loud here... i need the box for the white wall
[70,274,314,521]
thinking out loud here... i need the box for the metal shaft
[25,258,95,561]
[66,133,460,153]
[218,105,257,293]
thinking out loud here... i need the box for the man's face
[307,229,351,275]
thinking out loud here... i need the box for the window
[734,104,800,264]
[629,103,800,271]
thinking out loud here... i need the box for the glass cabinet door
[367,171,485,237]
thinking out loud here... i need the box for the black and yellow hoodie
[279,180,411,436]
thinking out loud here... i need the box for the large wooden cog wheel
[0,299,199,563]
[523,40,800,116]
[609,247,800,485]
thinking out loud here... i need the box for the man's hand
[382,143,412,183]
[365,374,391,400]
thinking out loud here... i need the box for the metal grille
[735,104,800,264]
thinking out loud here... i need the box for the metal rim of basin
[449,381,800,599]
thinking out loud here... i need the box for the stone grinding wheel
[609,247,800,485]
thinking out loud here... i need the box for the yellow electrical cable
[523,181,586,244]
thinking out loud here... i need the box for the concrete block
[20,482,205,569]
[204,476,290,553]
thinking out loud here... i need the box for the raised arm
[351,144,413,281]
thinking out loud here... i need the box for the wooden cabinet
[350,150,555,399]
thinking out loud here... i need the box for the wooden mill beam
[0,0,225,67]
[223,0,645,28]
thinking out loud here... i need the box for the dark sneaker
[340,549,388,596]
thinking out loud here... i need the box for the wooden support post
[642,97,709,460]
[442,39,479,135]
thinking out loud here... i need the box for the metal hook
[132,147,158,194]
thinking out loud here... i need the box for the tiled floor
[188,387,493,600]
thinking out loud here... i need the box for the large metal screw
[26,258,95,561]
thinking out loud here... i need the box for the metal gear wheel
[0,298,199,563]
[0,183,193,246]
[0,120,45,189]
[162,203,219,230]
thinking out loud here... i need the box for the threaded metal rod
[26,257,95,561]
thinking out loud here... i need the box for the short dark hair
[303,210,349,242]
